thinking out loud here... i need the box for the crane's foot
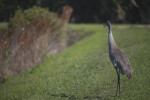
[116,93,118,97]
[116,92,121,97]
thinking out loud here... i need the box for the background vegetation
[0,6,66,82]
[0,0,150,23]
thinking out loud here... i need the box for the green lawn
[0,24,150,100]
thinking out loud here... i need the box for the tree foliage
[0,0,149,23]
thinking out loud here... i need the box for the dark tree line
[0,0,149,23]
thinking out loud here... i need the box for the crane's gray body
[107,22,132,79]
[106,21,133,95]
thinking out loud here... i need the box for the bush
[9,6,55,28]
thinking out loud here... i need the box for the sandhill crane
[105,21,133,96]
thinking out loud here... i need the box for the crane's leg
[115,67,119,96]
[119,70,121,94]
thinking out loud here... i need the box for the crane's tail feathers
[126,73,132,79]
[120,65,133,79]
[126,66,133,79]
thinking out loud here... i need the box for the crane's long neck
[108,26,117,50]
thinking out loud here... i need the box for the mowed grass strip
[0,24,150,100]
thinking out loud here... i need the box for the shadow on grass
[51,93,102,100]
[51,93,76,100]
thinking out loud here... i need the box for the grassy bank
[0,24,150,100]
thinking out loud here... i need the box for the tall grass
[0,6,72,82]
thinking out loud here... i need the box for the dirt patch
[66,29,92,46]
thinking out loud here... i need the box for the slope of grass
[0,24,150,100]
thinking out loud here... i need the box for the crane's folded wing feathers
[113,48,133,78]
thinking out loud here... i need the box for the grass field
[0,24,150,100]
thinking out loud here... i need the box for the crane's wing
[112,48,133,78]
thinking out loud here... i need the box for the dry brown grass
[0,6,73,83]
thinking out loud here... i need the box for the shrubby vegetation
[0,6,64,82]
[0,0,149,23]
[9,6,55,28]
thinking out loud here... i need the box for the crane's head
[104,21,111,28]
[106,21,111,27]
